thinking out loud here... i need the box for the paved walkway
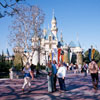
[0,73,100,100]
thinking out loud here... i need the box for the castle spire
[76,32,79,42]
[60,30,63,43]
[51,11,58,39]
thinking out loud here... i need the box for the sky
[0,0,100,55]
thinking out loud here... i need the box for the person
[70,63,73,71]
[46,60,54,93]
[74,64,77,74]
[9,67,14,80]
[52,60,57,91]
[83,62,88,76]
[66,63,69,71]
[22,62,34,92]
[78,64,82,73]
[57,62,67,92]
[30,64,35,78]
[89,59,99,90]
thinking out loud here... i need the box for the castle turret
[60,31,63,43]
[51,10,58,39]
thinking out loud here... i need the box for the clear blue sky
[0,0,100,55]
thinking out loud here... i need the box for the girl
[22,62,34,92]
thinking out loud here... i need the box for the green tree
[14,53,23,71]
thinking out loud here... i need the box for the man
[89,59,99,90]
[52,60,57,91]
[57,62,67,92]
[83,62,88,76]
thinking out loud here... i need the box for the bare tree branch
[8,5,45,52]
[0,0,25,18]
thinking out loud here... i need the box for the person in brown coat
[89,59,99,90]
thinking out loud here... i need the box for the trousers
[22,77,31,89]
[58,78,66,90]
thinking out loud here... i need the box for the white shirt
[57,66,66,78]
[23,68,31,73]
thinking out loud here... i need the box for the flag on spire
[89,49,91,61]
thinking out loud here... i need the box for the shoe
[64,89,67,91]
[93,84,97,90]
[55,89,58,91]
[59,90,64,93]
[28,90,31,92]
[22,89,24,92]
[48,91,53,93]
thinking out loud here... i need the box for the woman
[46,61,54,93]
[57,62,67,92]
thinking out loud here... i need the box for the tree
[83,49,100,64]
[0,0,26,18]
[8,5,44,62]
[14,53,23,71]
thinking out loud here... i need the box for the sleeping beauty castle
[14,12,83,66]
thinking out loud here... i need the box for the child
[22,62,34,92]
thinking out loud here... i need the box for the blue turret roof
[76,41,81,48]
[43,28,56,40]
[69,41,76,48]
[69,41,81,48]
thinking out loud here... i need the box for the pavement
[0,72,100,100]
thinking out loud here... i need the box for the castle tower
[60,31,63,43]
[51,10,58,39]
[74,47,83,65]
[31,36,39,65]
[63,45,70,64]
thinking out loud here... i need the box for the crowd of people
[21,59,99,93]
[45,59,99,92]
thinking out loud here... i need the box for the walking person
[30,59,35,78]
[52,60,57,91]
[22,62,34,92]
[30,64,35,78]
[46,60,54,93]
[57,62,67,92]
[89,59,99,90]
[74,64,77,74]
[83,62,88,76]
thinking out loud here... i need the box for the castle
[13,12,83,66]
[31,13,83,66]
